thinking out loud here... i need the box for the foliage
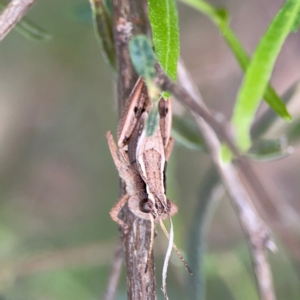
[89,0,116,72]
[148,0,179,98]
[0,2,51,41]
[180,0,291,124]
[1,0,300,299]
[232,0,300,150]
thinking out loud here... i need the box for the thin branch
[0,0,37,41]
[112,0,157,299]
[154,63,241,159]
[171,59,276,300]
[155,62,279,221]
[104,241,124,300]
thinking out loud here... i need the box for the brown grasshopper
[127,97,175,219]
[107,77,177,233]
[107,77,192,280]
[124,93,193,284]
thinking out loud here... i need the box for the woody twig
[104,241,124,300]
[0,0,37,41]
[111,0,157,299]
[153,60,277,300]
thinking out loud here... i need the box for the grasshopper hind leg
[110,194,130,235]
[165,137,175,161]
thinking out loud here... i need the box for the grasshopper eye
[139,199,153,213]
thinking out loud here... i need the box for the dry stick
[104,241,124,300]
[156,60,276,300]
[154,63,241,159]
[112,0,157,299]
[0,0,37,41]
[156,62,277,215]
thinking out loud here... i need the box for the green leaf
[129,35,156,80]
[0,3,51,42]
[129,35,161,132]
[291,7,300,31]
[251,81,298,139]
[180,0,292,138]
[246,138,292,162]
[148,0,180,97]
[171,115,205,151]
[13,19,52,42]
[221,29,291,122]
[146,103,159,137]
[89,0,116,72]
[220,144,233,163]
[232,0,300,151]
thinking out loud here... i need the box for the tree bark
[112,1,157,299]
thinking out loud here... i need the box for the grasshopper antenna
[161,217,174,300]
[159,219,193,275]
[145,214,155,273]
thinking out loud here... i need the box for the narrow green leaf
[129,35,156,80]
[222,29,291,121]
[148,0,179,97]
[246,138,292,162]
[129,35,161,136]
[187,168,219,300]
[89,0,116,72]
[146,103,159,137]
[251,81,299,139]
[180,0,292,132]
[220,144,233,163]
[291,7,300,31]
[0,3,51,42]
[13,19,52,42]
[232,0,300,151]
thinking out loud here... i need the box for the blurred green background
[1,0,300,299]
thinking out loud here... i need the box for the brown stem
[174,60,276,300]
[0,0,37,41]
[154,63,241,159]
[112,1,156,299]
[104,241,124,300]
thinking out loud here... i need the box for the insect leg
[110,194,130,234]
[117,77,149,147]
[159,97,172,147]
[165,137,175,161]
[106,131,122,169]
